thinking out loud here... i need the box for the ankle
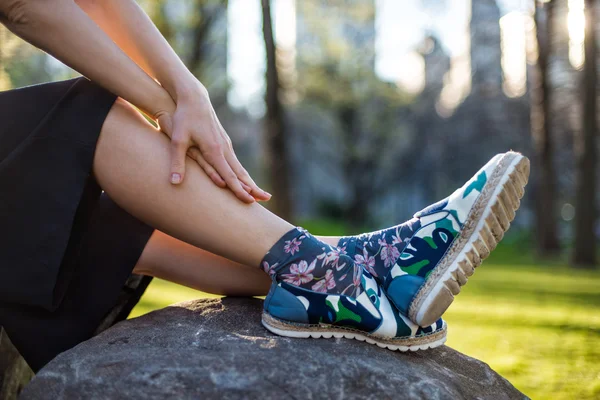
[336,219,421,281]
[261,227,360,295]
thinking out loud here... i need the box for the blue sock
[261,227,362,296]
[337,218,421,282]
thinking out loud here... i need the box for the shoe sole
[409,152,530,327]
[261,312,447,351]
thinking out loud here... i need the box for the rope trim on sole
[261,312,447,351]
[408,152,530,326]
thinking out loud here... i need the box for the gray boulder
[21,298,526,400]
[1,327,34,400]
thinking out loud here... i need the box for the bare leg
[131,231,341,297]
[133,230,271,296]
[317,236,341,247]
[96,99,349,296]
[94,98,293,268]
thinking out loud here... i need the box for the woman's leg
[95,98,356,297]
[94,98,294,269]
[95,98,363,297]
[130,230,341,297]
[318,236,341,247]
[132,230,271,297]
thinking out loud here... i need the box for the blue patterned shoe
[385,151,530,326]
[262,267,447,351]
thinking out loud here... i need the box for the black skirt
[0,77,155,372]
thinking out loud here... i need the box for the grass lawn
[130,243,600,399]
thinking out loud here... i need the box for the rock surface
[0,327,34,400]
[21,298,526,400]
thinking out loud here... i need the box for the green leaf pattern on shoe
[279,268,432,339]
[388,154,502,280]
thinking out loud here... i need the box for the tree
[186,0,228,107]
[187,0,227,76]
[531,0,560,256]
[146,0,175,44]
[297,59,412,229]
[261,0,293,220]
[293,1,416,229]
[572,0,597,267]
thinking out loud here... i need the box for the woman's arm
[0,0,175,121]
[73,0,198,103]
[0,0,268,202]
[73,0,269,201]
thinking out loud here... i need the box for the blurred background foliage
[2,0,599,398]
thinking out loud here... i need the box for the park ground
[131,225,600,400]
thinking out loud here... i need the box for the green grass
[442,259,600,399]
[131,242,600,399]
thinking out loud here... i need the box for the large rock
[0,327,34,400]
[21,298,526,400]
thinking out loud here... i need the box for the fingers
[170,101,267,202]
[226,150,271,201]
[240,180,252,193]
[187,147,226,188]
[169,128,189,185]
[156,113,174,138]
[188,147,257,197]
[214,118,270,201]
[204,149,256,203]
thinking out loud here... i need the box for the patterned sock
[337,218,422,282]
[261,227,362,297]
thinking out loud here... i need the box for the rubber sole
[409,152,530,327]
[261,312,447,351]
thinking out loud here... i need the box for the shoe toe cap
[386,274,425,316]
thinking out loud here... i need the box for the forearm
[0,0,176,118]
[75,0,201,102]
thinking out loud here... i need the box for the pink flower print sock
[337,217,422,283]
[261,227,361,296]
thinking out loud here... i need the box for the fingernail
[171,173,181,184]
[263,190,272,196]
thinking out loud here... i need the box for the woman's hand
[156,84,271,204]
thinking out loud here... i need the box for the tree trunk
[531,0,560,256]
[188,0,226,77]
[572,0,597,268]
[261,0,292,220]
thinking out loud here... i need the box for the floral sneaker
[261,266,447,351]
[382,151,530,326]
